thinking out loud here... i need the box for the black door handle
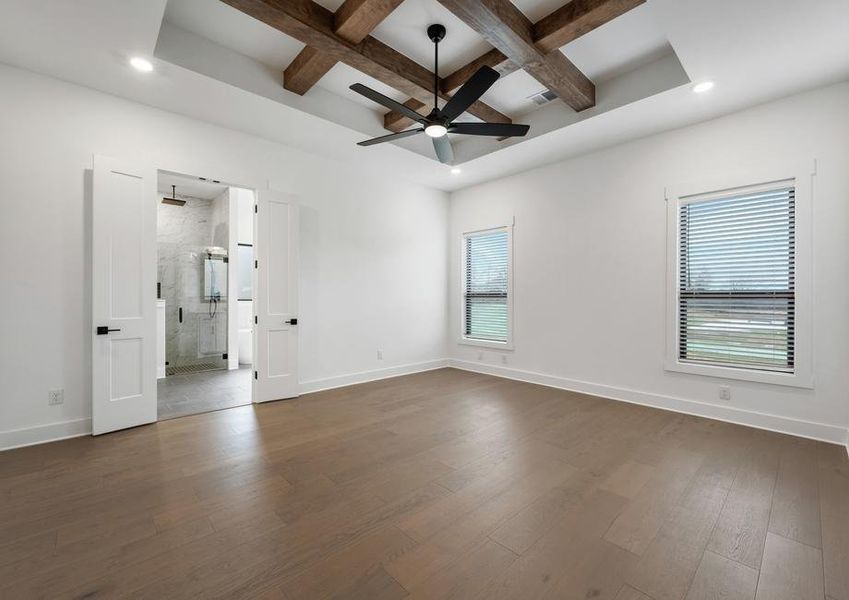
[96,326,122,335]
[285,318,298,325]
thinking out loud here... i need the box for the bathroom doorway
[155,171,255,420]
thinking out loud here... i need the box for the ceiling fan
[350,24,530,164]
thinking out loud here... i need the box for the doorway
[155,171,255,420]
[91,156,300,435]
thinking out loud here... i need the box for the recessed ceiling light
[451,167,462,175]
[693,81,714,93]
[129,57,154,73]
[424,124,448,138]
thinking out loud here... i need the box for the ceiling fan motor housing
[427,24,446,43]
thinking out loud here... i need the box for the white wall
[0,64,448,449]
[448,82,849,445]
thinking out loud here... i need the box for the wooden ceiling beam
[222,0,510,125]
[534,0,646,53]
[436,0,595,111]
[387,0,645,131]
[384,48,517,132]
[284,46,338,95]
[283,0,404,95]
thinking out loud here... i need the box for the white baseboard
[5,359,845,457]
[449,359,849,448]
[299,359,450,395]
[0,359,450,452]
[0,418,92,451]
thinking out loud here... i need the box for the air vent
[528,89,557,105]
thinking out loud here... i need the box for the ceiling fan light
[425,124,448,138]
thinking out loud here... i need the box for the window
[666,165,813,388]
[462,227,511,346]
[678,183,795,372]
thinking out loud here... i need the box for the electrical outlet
[377,349,383,360]
[718,386,731,401]
[48,389,64,406]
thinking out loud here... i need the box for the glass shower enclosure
[159,245,229,376]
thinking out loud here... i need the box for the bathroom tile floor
[157,365,252,420]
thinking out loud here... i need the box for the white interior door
[254,190,299,403]
[92,156,157,434]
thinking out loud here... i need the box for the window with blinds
[464,228,509,343]
[678,182,795,373]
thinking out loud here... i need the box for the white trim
[458,338,514,351]
[844,429,849,460]
[1,360,451,451]
[5,362,846,458]
[665,160,815,388]
[298,359,450,395]
[0,418,92,451]
[460,222,514,350]
[448,359,848,446]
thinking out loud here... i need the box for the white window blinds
[464,229,509,342]
[678,182,795,373]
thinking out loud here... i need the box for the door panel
[254,190,299,403]
[92,156,157,434]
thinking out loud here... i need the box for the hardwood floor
[1,368,847,599]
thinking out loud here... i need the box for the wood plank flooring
[1,368,847,599]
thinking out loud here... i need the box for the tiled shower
[157,191,230,376]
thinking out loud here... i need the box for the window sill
[664,359,813,389]
[459,337,514,351]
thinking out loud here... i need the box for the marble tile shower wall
[157,195,229,370]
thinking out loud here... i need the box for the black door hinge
[254,371,258,380]
[254,315,258,325]
[254,205,258,213]
[223,257,229,264]
[222,353,228,360]
[254,260,258,269]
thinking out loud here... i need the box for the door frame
[153,169,265,415]
[92,160,302,432]
[147,168,302,419]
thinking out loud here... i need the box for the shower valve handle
[96,326,122,335]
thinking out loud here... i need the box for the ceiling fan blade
[432,135,454,164]
[439,66,500,122]
[357,128,424,147]
[450,122,530,138]
[350,84,428,124]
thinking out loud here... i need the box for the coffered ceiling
[1,0,847,191]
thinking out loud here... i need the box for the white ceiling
[158,171,229,200]
[0,0,848,192]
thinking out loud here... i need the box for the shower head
[162,184,186,206]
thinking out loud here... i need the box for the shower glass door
[159,245,228,376]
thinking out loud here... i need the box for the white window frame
[460,222,514,350]
[665,161,814,388]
